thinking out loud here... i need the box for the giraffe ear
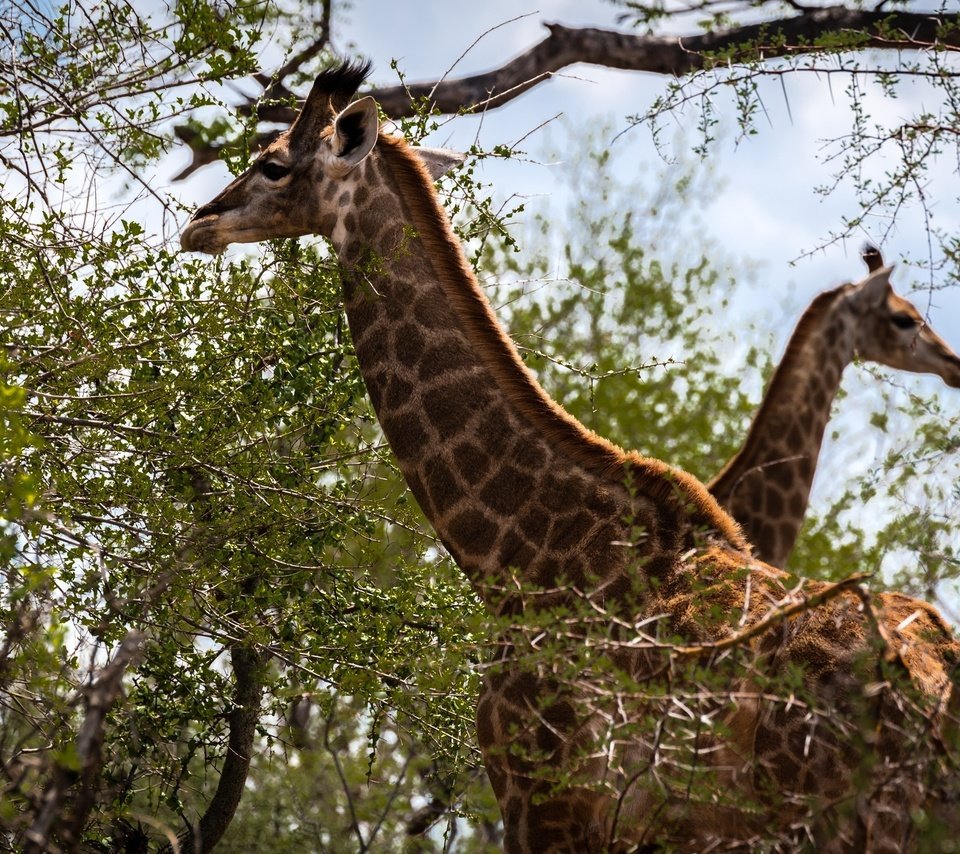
[415,147,466,180]
[859,265,895,305]
[331,96,379,168]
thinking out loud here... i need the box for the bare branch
[173,6,960,178]
[672,572,873,656]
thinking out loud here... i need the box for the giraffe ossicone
[182,61,960,853]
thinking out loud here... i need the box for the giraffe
[180,62,960,852]
[709,248,960,568]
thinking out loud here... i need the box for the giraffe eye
[261,161,291,182]
[891,313,918,330]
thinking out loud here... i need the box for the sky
[179,0,960,335]
[172,0,960,595]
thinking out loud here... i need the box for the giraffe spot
[766,487,784,518]
[389,278,416,306]
[825,322,840,348]
[789,491,805,518]
[359,203,389,236]
[645,552,675,580]
[531,555,560,586]
[423,454,465,511]
[354,329,392,375]
[394,323,425,367]
[413,291,450,328]
[363,372,385,412]
[541,474,583,513]
[337,189,352,207]
[535,721,563,754]
[552,555,587,588]
[403,470,430,515]
[390,253,431,289]
[581,522,622,575]
[772,750,801,784]
[513,440,548,472]
[476,406,513,457]
[343,212,358,232]
[448,507,499,555]
[595,570,631,603]
[546,511,595,553]
[419,338,477,381]
[480,465,534,516]
[485,761,507,799]
[527,793,576,840]
[319,213,337,235]
[527,820,568,854]
[453,441,491,484]
[528,795,571,828]
[753,723,783,759]
[758,522,778,557]
[353,184,370,207]
[518,507,549,543]
[501,794,527,833]
[498,529,536,572]
[768,461,795,490]
[384,294,409,321]
[585,484,618,517]
[423,375,491,437]
[379,411,429,461]
[383,374,414,410]
[476,697,496,746]
[504,671,538,708]
[779,520,796,549]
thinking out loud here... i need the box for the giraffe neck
[332,135,742,604]
[708,288,856,568]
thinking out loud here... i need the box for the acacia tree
[2,0,959,850]
[0,1,481,848]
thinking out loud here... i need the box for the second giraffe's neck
[333,136,743,601]
[708,287,856,568]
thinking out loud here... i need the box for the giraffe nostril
[190,201,228,222]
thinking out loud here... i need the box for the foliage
[0,0,958,850]
[608,0,960,264]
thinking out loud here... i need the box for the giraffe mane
[708,284,850,495]
[377,133,746,549]
[309,58,373,111]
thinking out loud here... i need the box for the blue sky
[179,0,960,334]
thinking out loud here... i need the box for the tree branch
[173,6,960,179]
[24,631,146,854]
[167,645,265,854]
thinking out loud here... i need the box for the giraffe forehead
[887,293,920,317]
[260,136,293,159]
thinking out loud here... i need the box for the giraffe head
[180,60,464,254]
[848,265,960,388]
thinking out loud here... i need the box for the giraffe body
[181,63,960,852]
[710,271,960,568]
